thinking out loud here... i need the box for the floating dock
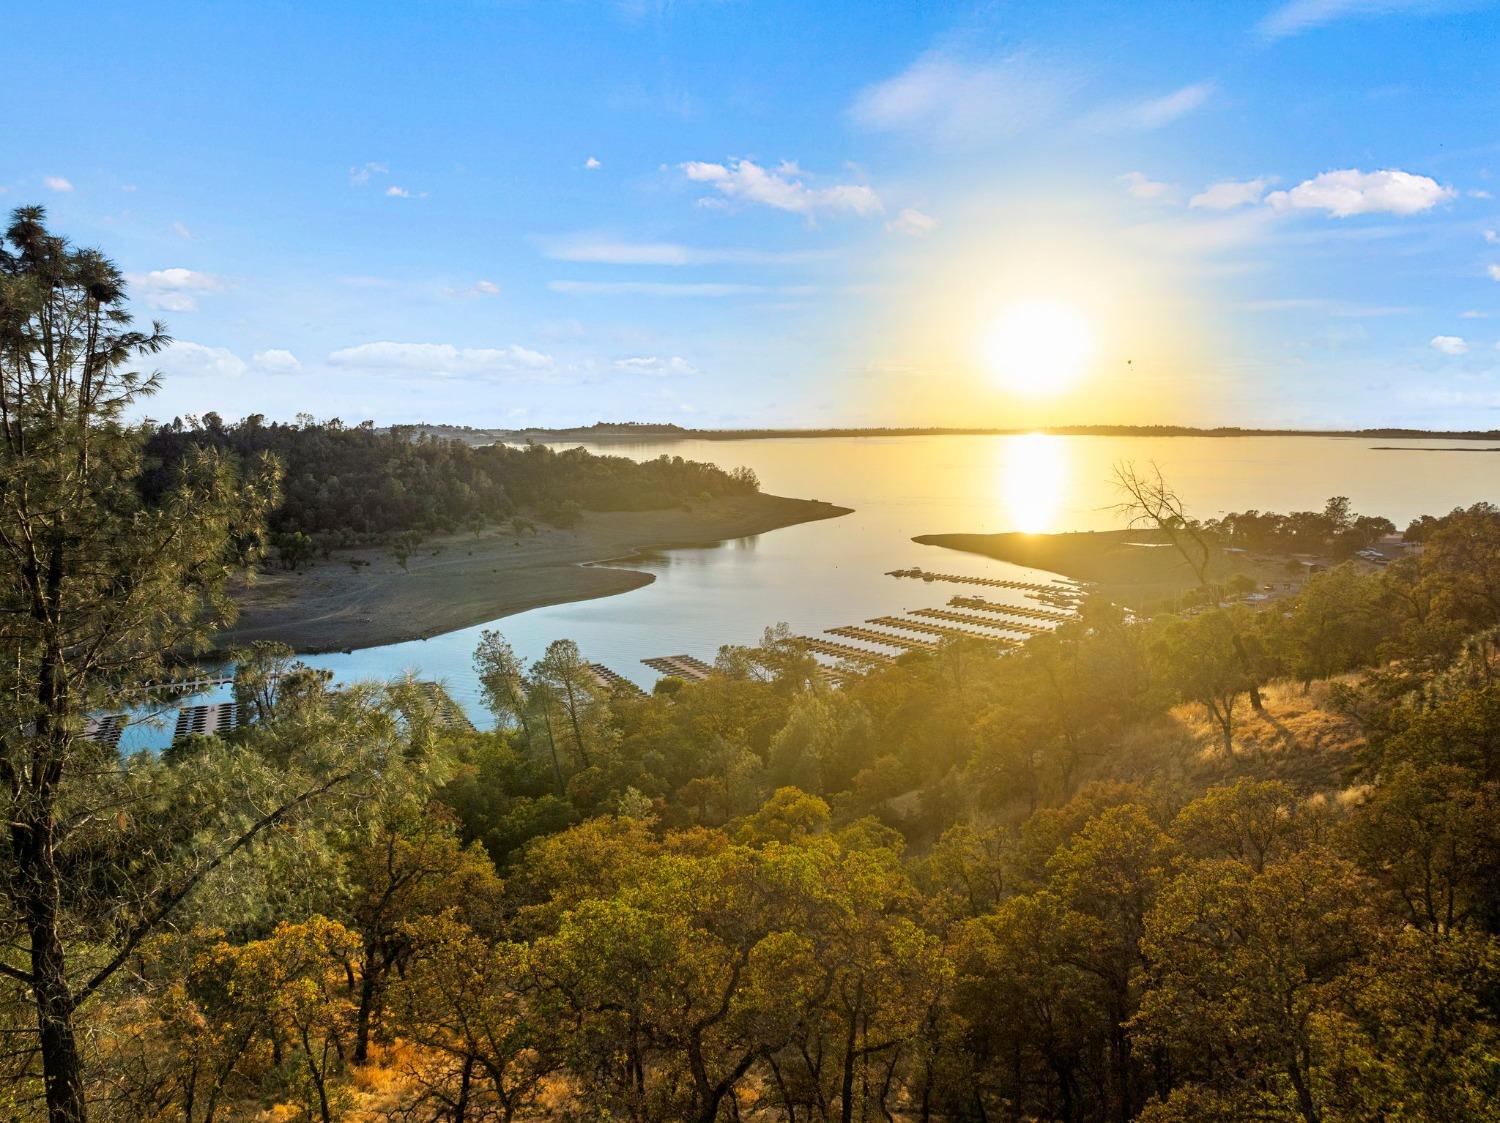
[409,681,476,732]
[794,637,894,665]
[589,662,646,695]
[866,616,1023,645]
[948,596,1074,622]
[150,674,235,694]
[827,625,941,653]
[83,714,127,749]
[887,568,1081,595]
[642,654,715,682]
[909,607,1051,634]
[173,702,240,743]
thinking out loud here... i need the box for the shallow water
[118,434,1500,749]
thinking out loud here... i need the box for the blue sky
[6,0,1500,428]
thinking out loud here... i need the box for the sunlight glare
[981,298,1097,397]
[1000,432,1067,534]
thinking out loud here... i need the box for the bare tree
[1113,461,1265,712]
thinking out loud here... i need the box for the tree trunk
[353,956,379,1064]
[17,777,87,1122]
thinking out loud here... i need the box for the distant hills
[388,421,1500,446]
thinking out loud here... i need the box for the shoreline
[913,529,1300,603]
[219,493,850,655]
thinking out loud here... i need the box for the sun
[981,298,1097,396]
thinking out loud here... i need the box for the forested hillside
[4,209,1498,1123]
[140,416,761,547]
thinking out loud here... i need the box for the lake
[118,434,1500,748]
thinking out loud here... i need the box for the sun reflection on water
[1000,433,1067,533]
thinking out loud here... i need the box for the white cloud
[172,221,192,240]
[886,208,939,236]
[1266,168,1454,216]
[386,185,412,198]
[43,176,73,193]
[253,349,301,372]
[1461,309,1489,318]
[850,50,1072,144]
[680,159,881,218]
[1190,177,1272,210]
[1485,229,1499,243]
[444,279,502,298]
[129,268,225,312]
[539,235,823,265]
[585,156,602,170]
[1091,82,1215,131]
[612,355,697,376]
[1258,0,1468,40]
[1431,335,1469,355]
[549,280,815,297]
[327,341,555,378]
[1489,264,1500,281]
[158,341,247,379]
[349,162,389,186]
[1119,171,1176,201]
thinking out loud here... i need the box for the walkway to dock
[641,654,715,682]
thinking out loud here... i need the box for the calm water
[120,435,1500,748]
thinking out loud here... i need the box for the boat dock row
[590,662,646,695]
[866,616,1024,645]
[174,701,240,742]
[407,681,477,732]
[910,607,1048,634]
[794,636,894,664]
[641,654,716,682]
[827,625,941,653]
[948,596,1073,622]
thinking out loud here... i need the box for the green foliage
[141,417,760,547]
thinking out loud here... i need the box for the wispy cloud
[1266,168,1454,216]
[349,162,389,186]
[885,208,939,236]
[129,268,225,312]
[1257,0,1479,40]
[1119,171,1177,201]
[327,341,555,377]
[1430,334,1469,355]
[172,221,192,240]
[1090,82,1215,131]
[680,159,881,218]
[43,175,73,193]
[1191,177,1273,210]
[549,280,815,297]
[539,235,826,265]
[850,50,1073,144]
[443,280,502,298]
[612,355,697,376]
